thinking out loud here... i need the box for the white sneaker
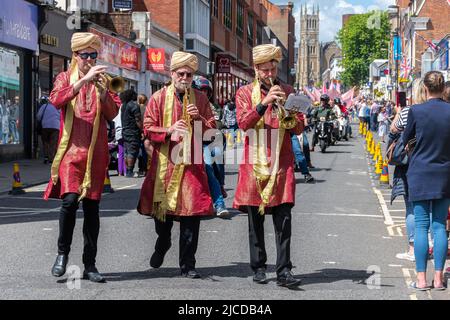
[396,252,415,262]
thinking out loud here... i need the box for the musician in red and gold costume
[44,33,120,283]
[137,51,215,279]
[233,44,304,288]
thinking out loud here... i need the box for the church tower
[297,4,320,88]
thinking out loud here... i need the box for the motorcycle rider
[312,94,333,148]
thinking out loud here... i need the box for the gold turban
[71,32,101,52]
[170,51,198,72]
[252,44,282,65]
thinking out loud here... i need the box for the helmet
[192,76,212,91]
[334,97,341,105]
[320,94,330,102]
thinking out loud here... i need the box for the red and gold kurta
[43,70,119,201]
[232,82,304,213]
[137,86,215,217]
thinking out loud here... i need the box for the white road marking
[295,212,383,219]
[42,228,52,231]
[323,261,337,265]
[388,264,403,268]
[402,268,417,300]
[115,184,137,190]
[373,188,394,225]
[206,231,218,233]
[327,234,339,237]
[5,196,60,201]
[382,236,392,239]
[389,209,406,212]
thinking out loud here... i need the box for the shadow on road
[322,151,352,154]
[99,262,277,282]
[292,268,394,288]
[295,178,326,184]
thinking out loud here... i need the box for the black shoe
[307,163,315,169]
[181,269,201,279]
[83,266,105,283]
[294,164,302,173]
[150,247,170,268]
[51,254,68,277]
[253,268,267,284]
[304,173,315,183]
[276,271,301,288]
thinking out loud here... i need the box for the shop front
[38,9,74,97]
[214,54,253,106]
[0,0,39,160]
[89,27,142,93]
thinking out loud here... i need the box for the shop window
[0,46,22,145]
[247,14,254,46]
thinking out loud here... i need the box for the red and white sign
[89,28,140,71]
[147,48,171,75]
[217,55,231,73]
[147,48,165,72]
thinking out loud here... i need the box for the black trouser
[247,204,293,276]
[57,193,100,268]
[154,216,201,272]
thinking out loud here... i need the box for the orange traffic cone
[103,170,114,193]
[380,160,390,187]
[375,155,383,177]
[9,163,25,195]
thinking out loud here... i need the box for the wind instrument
[268,78,297,130]
[87,63,126,94]
[181,85,192,164]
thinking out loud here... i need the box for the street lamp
[388,5,400,105]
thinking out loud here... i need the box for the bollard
[103,170,115,193]
[9,163,25,195]
[380,160,390,187]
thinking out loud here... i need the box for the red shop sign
[147,48,171,75]
[216,55,231,73]
[89,28,140,71]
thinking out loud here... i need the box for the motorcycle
[315,117,333,153]
[338,114,349,141]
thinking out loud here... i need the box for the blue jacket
[403,98,450,202]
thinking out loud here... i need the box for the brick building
[260,0,296,85]
[393,0,450,100]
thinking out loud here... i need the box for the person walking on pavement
[36,96,61,164]
[137,94,149,177]
[137,52,216,279]
[233,44,303,288]
[44,32,120,283]
[120,89,142,178]
[112,107,126,176]
[403,71,450,291]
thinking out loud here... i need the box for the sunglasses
[77,52,98,60]
[176,71,193,78]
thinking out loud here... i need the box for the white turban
[252,44,282,65]
[170,51,198,72]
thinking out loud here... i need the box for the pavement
[0,123,448,300]
[0,159,50,195]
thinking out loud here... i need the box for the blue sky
[270,0,395,44]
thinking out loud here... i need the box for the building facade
[297,5,320,88]
[261,0,296,85]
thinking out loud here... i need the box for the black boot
[51,254,68,277]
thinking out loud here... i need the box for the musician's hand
[97,74,110,102]
[168,120,188,135]
[261,85,286,107]
[83,65,108,83]
[186,104,200,120]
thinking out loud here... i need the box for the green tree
[337,11,390,88]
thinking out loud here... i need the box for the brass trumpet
[88,63,126,94]
[268,78,297,130]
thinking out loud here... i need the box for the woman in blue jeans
[403,71,450,290]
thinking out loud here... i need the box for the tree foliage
[337,11,390,87]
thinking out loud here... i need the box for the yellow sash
[152,84,196,221]
[251,79,285,214]
[50,59,102,202]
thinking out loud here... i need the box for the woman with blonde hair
[404,71,450,290]
[389,77,428,263]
